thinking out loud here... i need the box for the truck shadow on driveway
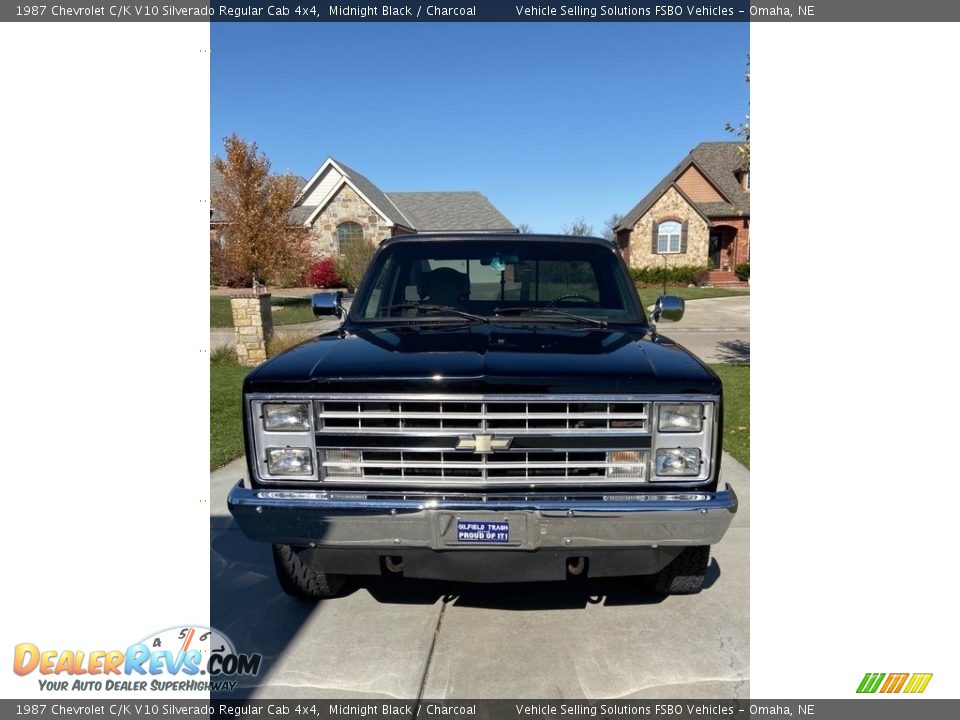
[211,520,318,665]
[213,512,721,620]
[353,558,719,609]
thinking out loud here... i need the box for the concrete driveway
[210,456,748,699]
[211,318,340,348]
[211,297,351,348]
[656,295,750,365]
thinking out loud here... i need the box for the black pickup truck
[228,234,737,598]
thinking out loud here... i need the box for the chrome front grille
[316,399,648,435]
[247,393,706,488]
[320,449,649,486]
[312,395,651,487]
[248,393,676,492]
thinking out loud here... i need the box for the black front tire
[272,544,345,600]
[651,546,710,595]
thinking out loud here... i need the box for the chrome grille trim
[320,449,648,486]
[315,397,649,435]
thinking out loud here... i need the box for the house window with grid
[336,222,364,253]
[657,221,682,254]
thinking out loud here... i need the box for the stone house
[211,157,516,256]
[615,142,749,284]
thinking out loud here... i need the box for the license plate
[456,520,510,544]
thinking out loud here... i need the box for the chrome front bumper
[227,482,738,551]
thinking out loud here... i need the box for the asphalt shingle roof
[333,160,412,228]
[212,158,515,232]
[288,205,315,224]
[386,191,516,232]
[615,142,749,231]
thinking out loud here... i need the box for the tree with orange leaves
[212,134,308,288]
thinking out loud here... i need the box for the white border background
[752,22,960,696]
[0,22,210,697]
[2,18,959,699]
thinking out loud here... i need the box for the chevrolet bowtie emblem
[456,434,513,454]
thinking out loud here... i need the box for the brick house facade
[615,142,750,283]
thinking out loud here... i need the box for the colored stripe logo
[857,672,932,694]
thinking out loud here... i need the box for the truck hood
[245,324,720,396]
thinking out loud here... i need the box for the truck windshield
[350,240,645,324]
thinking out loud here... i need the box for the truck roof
[381,233,618,248]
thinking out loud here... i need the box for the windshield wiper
[378,303,489,324]
[492,307,607,328]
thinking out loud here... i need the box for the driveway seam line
[414,599,448,710]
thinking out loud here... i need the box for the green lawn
[637,286,748,308]
[710,363,750,468]
[210,296,318,328]
[210,363,249,470]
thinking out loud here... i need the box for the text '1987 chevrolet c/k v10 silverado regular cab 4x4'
[228,234,738,598]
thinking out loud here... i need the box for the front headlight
[657,404,703,433]
[263,403,311,432]
[655,448,701,477]
[266,447,314,476]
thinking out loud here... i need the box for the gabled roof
[690,142,750,213]
[294,157,516,232]
[615,141,749,232]
[326,159,412,227]
[296,157,412,228]
[386,191,517,232]
[213,156,516,233]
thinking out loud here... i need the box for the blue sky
[212,23,748,235]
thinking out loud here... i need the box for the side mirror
[312,291,344,319]
[652,295,685,323]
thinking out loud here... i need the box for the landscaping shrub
[210,344,238,365]
[336,239,378,290]
[734,262,750,281]
[692,268,711,287]
[306,257,343,288]
[630,265,709,286]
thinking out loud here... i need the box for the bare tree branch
[560,217,594,236]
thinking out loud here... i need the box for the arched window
[657,220,682,254]
[336,222,364,254]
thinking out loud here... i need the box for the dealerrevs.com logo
[857,672,933,694]
[13,626,261,693]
